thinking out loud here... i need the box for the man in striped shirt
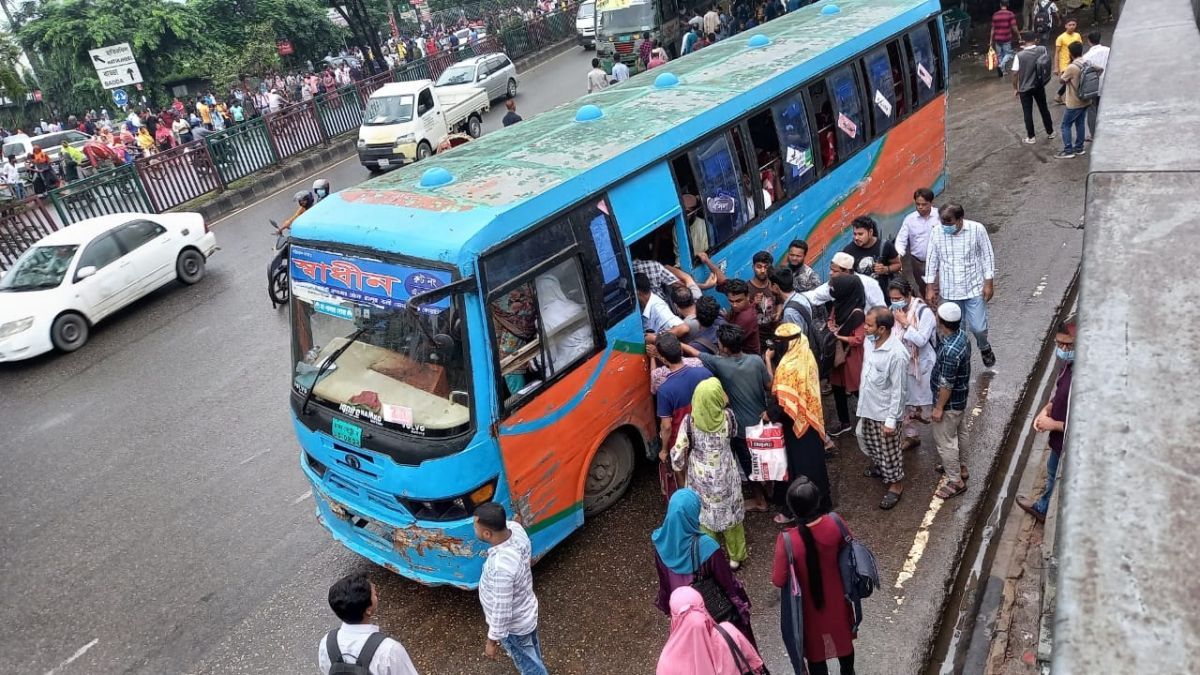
[476,503,547,675]
[924,203,997,368]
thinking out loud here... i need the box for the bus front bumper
[311,484,486,589]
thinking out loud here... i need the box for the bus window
[671,155,713,259]
[906,24,940,107]
[886,40,910,119]
[727,128,763,220]
[747,108,784,206]
[864,47,897,134]
[828,66,866,157]
[808,80,837,169]
[770,93,817,195]
[483,219,574,289]
[534,258,596,376]
[570,198,634,326]
[692,133,750,248]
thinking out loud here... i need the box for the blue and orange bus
[289,0,948,587]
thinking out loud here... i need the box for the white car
[0,212,217,361]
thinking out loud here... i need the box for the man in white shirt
[1081,30,1109,141]
[924,202,996,367]
[858,307,910,510]
[611,60,630,83]
[703,5,720,37]
[895,187,940,299]
[317,573,420,674]
[1,155,23,199]
[475,503,548,675]
[586,58,609,93]
[637,272,689,342]
[803,251,886,311]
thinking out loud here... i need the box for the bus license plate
[331,418,363,447]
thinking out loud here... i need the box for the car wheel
[583,431,636,516]
[176,249,206,284]
[467,114,482,139]
[506,78,518,99]
[416,141,432,160]
[50,312,89,353]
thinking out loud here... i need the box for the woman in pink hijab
[657,587,765,675]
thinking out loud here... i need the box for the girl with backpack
[772,477,858,675]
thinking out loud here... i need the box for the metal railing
[0,198,61,270]
[10,10,572,255]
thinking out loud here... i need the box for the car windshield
[579,2,595,19]
[364,95,415,125]
[290,247,471,438]
[436,64,476,86]
[0,245,78,291]
[600,0,655,34]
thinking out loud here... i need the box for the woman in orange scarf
[766,322,832,522]
[29,145,55,194]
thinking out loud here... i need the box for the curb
[186,38,577,225]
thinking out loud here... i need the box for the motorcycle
[268,220,290,309]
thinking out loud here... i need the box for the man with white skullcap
[802,251,886,311]
[930,302,972,500]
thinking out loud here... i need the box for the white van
[356,80,489,172]
[577,1,597,49]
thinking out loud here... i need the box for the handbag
[690,538,737,623]
[985,46,998,71]
[830,513,881,632]
[780,532,810,674]
[832,308,862,368]
[715,623,770,675]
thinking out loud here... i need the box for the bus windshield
[289,246,470,438]
[600,0,655,34]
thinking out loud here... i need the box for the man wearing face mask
[924,203,997,368]
[312,178,331,201]
[857,306,909,510]
[1016,315,1076,522]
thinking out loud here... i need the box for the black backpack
[326,630,386,674]
[1034,46,1053,87]
[1034,1,1053,34]
[783,295,829,378]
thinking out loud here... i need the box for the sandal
[879,491,902,510]
[864,465,883,479]
[935,464,970,481]
[935,480,967,500]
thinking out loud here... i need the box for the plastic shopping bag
[985,46,998,71]
[745,422,787,482]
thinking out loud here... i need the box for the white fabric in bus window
[772,96,816,194]
[910,28,938,105]
[829,68,866,156]
[693,135,748,248]
[866,50,897,133]
[535,262,594,374]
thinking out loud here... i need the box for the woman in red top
[772,477,857,675]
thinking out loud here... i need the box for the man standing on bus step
[318,572,420,674]
[680,324,772,512]
[476,503,548,675]
[1011,31,1056,145]
[924,203,997,368]
[896,188,940,299]
[586,57,609,94]
[638,272,690,343]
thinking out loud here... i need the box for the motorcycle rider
[312,177,330,201]
[274,190,314,236]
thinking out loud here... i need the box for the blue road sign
[112,88,128,107]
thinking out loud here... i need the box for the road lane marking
[893,493,946,598]
[238,448,271,465]
[45,638,98,675]
[292,489,312,505]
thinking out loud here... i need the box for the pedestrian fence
[0,11,575,270]
[0,198,61,270]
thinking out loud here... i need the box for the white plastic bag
[745,422,787,482]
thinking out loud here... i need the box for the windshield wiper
[299,320,384,416]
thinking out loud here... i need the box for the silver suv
[433,53,519,102]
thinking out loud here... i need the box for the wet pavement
[0,44,1087,675]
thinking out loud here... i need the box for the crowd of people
[310,180,1090,675]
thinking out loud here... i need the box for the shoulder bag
[714,623,771,675]
[829,512,881,632]
[690,537,737,623]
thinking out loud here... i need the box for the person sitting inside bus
[491,282,538,396]
[535,272,594,372]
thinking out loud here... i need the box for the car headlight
[395,133,415,145]
[356,138,367,148]
[0,316,34,338]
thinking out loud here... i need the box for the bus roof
[302,0,939,261]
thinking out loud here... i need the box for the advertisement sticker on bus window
[874,90,893,117]
[290,246,452,314]
[331,418,363,447]
[917,63,933,89]
[382,403,414,427]
[837,112,858,139]
[314,300,355,321]
[706,194,736,214]
[785,146,813,173]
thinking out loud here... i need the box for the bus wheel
[583,431,635,516]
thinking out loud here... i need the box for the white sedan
[0,212,217,361]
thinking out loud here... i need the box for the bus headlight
[398,479,497,522]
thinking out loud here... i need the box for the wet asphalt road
[0,48,1086,675]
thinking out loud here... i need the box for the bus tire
[583,431,635,516]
